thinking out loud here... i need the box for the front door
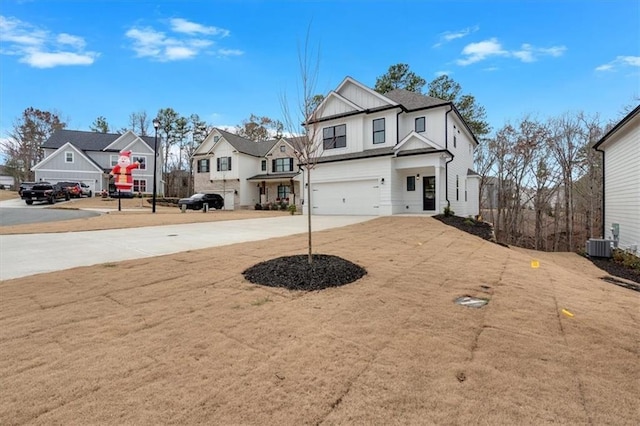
[423,176,435,210]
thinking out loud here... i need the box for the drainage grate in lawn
[454,296,489,308]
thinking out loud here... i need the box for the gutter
[444,104,454,209]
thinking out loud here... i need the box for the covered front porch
[391,152,450,215]
[247,173,301,210]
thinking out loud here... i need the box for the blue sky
[1,0,639,144]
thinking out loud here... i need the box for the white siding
[398,108,447,150]
[337,81,389,109]
[239,156,260,206]
[602,120,640,250]
[209,140,239,180]
[320,94,360,117]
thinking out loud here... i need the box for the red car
[58,182,82,198]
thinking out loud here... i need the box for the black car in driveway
[177,193,224,210]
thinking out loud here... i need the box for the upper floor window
[197,158,210,173]
[217,156,232,171]
[133,156,146,170]
[65,152,74,163]
[261,160,266,171]
[280,145,286,152]
[415,117,425,133]
[323,124,346,150]
[373,118,385,144]
[273,158,294,172]
[214,135,220,142]
[110,155,119,167]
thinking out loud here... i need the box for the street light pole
[152,118,160,213]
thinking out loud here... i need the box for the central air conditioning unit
[586,239,613,258]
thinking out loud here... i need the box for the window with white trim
[133,156,146,170]
[261,160,266,171]
[133,179,147,193]
[65,152,74,163]
[273,158,293,172]
[217,156,232,171]
[110,155,118,167]
[415,117,425,133]
[323,124,346,149]
[277,185,290,199]
[373,118,385,144]
[197,158,210,173]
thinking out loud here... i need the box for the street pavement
[0,215,374,280]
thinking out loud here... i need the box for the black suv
[177,193,224,210]
[21,182,70,205]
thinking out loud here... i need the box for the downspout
[396,108,402,145]
[594,145,605,238]
[444,104,454,209]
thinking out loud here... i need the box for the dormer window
[65,152,74,163]
[415,117,425,133]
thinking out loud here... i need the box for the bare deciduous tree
[280,26,324,264]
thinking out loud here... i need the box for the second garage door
[311,180,380,215]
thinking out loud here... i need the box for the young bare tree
[280,27,325,264]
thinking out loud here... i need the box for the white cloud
[434,70,451,77]
[596,55,640,72]
[433,25,479,48]
[512,43,566,63]
[457,38,508,65]
[170,18,229,37]
[217,48,244,57]
[126,18,239,62]
[457,38,566,66]
[0,15,98,68]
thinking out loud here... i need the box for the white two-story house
[301,76,480,216]
[192,128,301,210]
[33,129,163,196]
[593,104,640,254]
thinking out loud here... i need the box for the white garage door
[311,180,380,215]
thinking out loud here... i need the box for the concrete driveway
[0,215,373,280]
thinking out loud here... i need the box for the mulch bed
[587,256,640,288]
[433,214,495,242]
[243,254,367,291]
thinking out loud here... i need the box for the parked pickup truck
[21,183,70,205]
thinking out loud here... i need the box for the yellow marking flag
[531,260,540,269]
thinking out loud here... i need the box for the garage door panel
[312,180,379,215]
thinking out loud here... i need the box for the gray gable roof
[216,128,276,157]
[43,129,154,151]
[385,89,449,111]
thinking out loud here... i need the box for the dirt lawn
[1,211,639,424]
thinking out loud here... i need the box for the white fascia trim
[32,142,103,173]
[337,76,399,106]
[264,138,296,157]
[122,138,155,154]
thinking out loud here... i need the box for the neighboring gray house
[593,104,640,254]
[33,129,164,196]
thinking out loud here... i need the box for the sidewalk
[0,215,373,280]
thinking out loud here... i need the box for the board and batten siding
[602,122,640,250]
